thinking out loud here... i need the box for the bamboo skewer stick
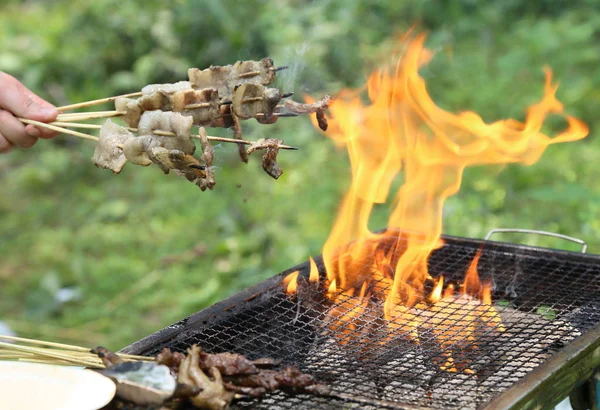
[56,111,126,122]
[0,338,153,369]
[18,118,99,142]
[47,121,299,150]
[51,122,105,129]
[57,92,143,111]
[0,342,101,367]
[0,335,152,361]
[0,334,90,352]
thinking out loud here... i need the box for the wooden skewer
[183,102,214,110]
[49,121,299,150]
[56,111,126,122]
[201,135,298,150]
[57,92,143,112]
[0,342,101,367]
[0,335,152,362]
[19,118,99,142]
[51,122,103,129]
[0,335,89,352]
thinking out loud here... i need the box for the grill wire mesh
[130,236,600,409]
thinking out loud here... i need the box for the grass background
[1,0,599,349]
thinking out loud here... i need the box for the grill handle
[484,228,587,254]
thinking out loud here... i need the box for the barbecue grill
[122,229,600,410]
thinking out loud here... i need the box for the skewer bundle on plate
[22,58,331,191]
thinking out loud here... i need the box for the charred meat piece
[231,112,248,164]
[198,352,258,376]
[188,65,233,100]
[155,348,186,375]
[177,345,235,410]
[91,346,125,368]
[251,357,281,368]
[316,109,328,131]
[188,58,277,101]
[197,127,214,167]
[148,147,203,181]
[247,138,284,179]
[137,111,196,154]
[232,83,282,120]
[172,88,221,126]
[195,127,216,191]
[141,81,192,95]
[283,94,331,115]
[224,366,331,397]
[284,95,331,131]
[139,92,172,112]
[115,97,142,128]
[105,345,329,408]
[122,135,159,166]
[91,119,132,174]
[231,58,276,87]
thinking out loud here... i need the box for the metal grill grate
[124,234,600,409]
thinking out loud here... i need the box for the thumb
[0,72,58,122]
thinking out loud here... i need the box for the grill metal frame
[122,233,600,409]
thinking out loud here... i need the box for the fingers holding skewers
[0,71,59,152]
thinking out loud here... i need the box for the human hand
[0,72,59,153]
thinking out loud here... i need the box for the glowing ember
[289,30,588,373]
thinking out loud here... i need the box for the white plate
[0,361,116,410]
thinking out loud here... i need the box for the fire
[288,31,587,372]
[282,270,299,295]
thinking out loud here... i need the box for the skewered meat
[231,112,248,163]
[98,345,329,409]
[197,352,258,376]
[284,95,331,131]
[204,104,235,128]
[197,127,214,166]
[91,346,125,367]
[283,94,331,115]
[231,58,276,88]
[316,110,328,131]
[88,57,330,190]
[137,111,195,154]
[155,348,186,375]
[148,147,202,180]
[223,366,331,397]
[188,65,232,99]
[178,345,235,410]
[188,58,276,101]
[155,346,279,378]
[172,88,221,126]
[171,88,216,111]
[91,119,132,174]
[195,127,216,191]
[139,92,171,111]
[141,81,192,95]
[115,97,143,128]
[122,136,159,166]
[231,84,282,120]
[247,138,284,179]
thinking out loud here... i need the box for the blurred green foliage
[0,0,599,348]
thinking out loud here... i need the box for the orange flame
[282,270,299,295]
[308,257,319,284]
[294,31,587,373]
[305,31,587,317]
